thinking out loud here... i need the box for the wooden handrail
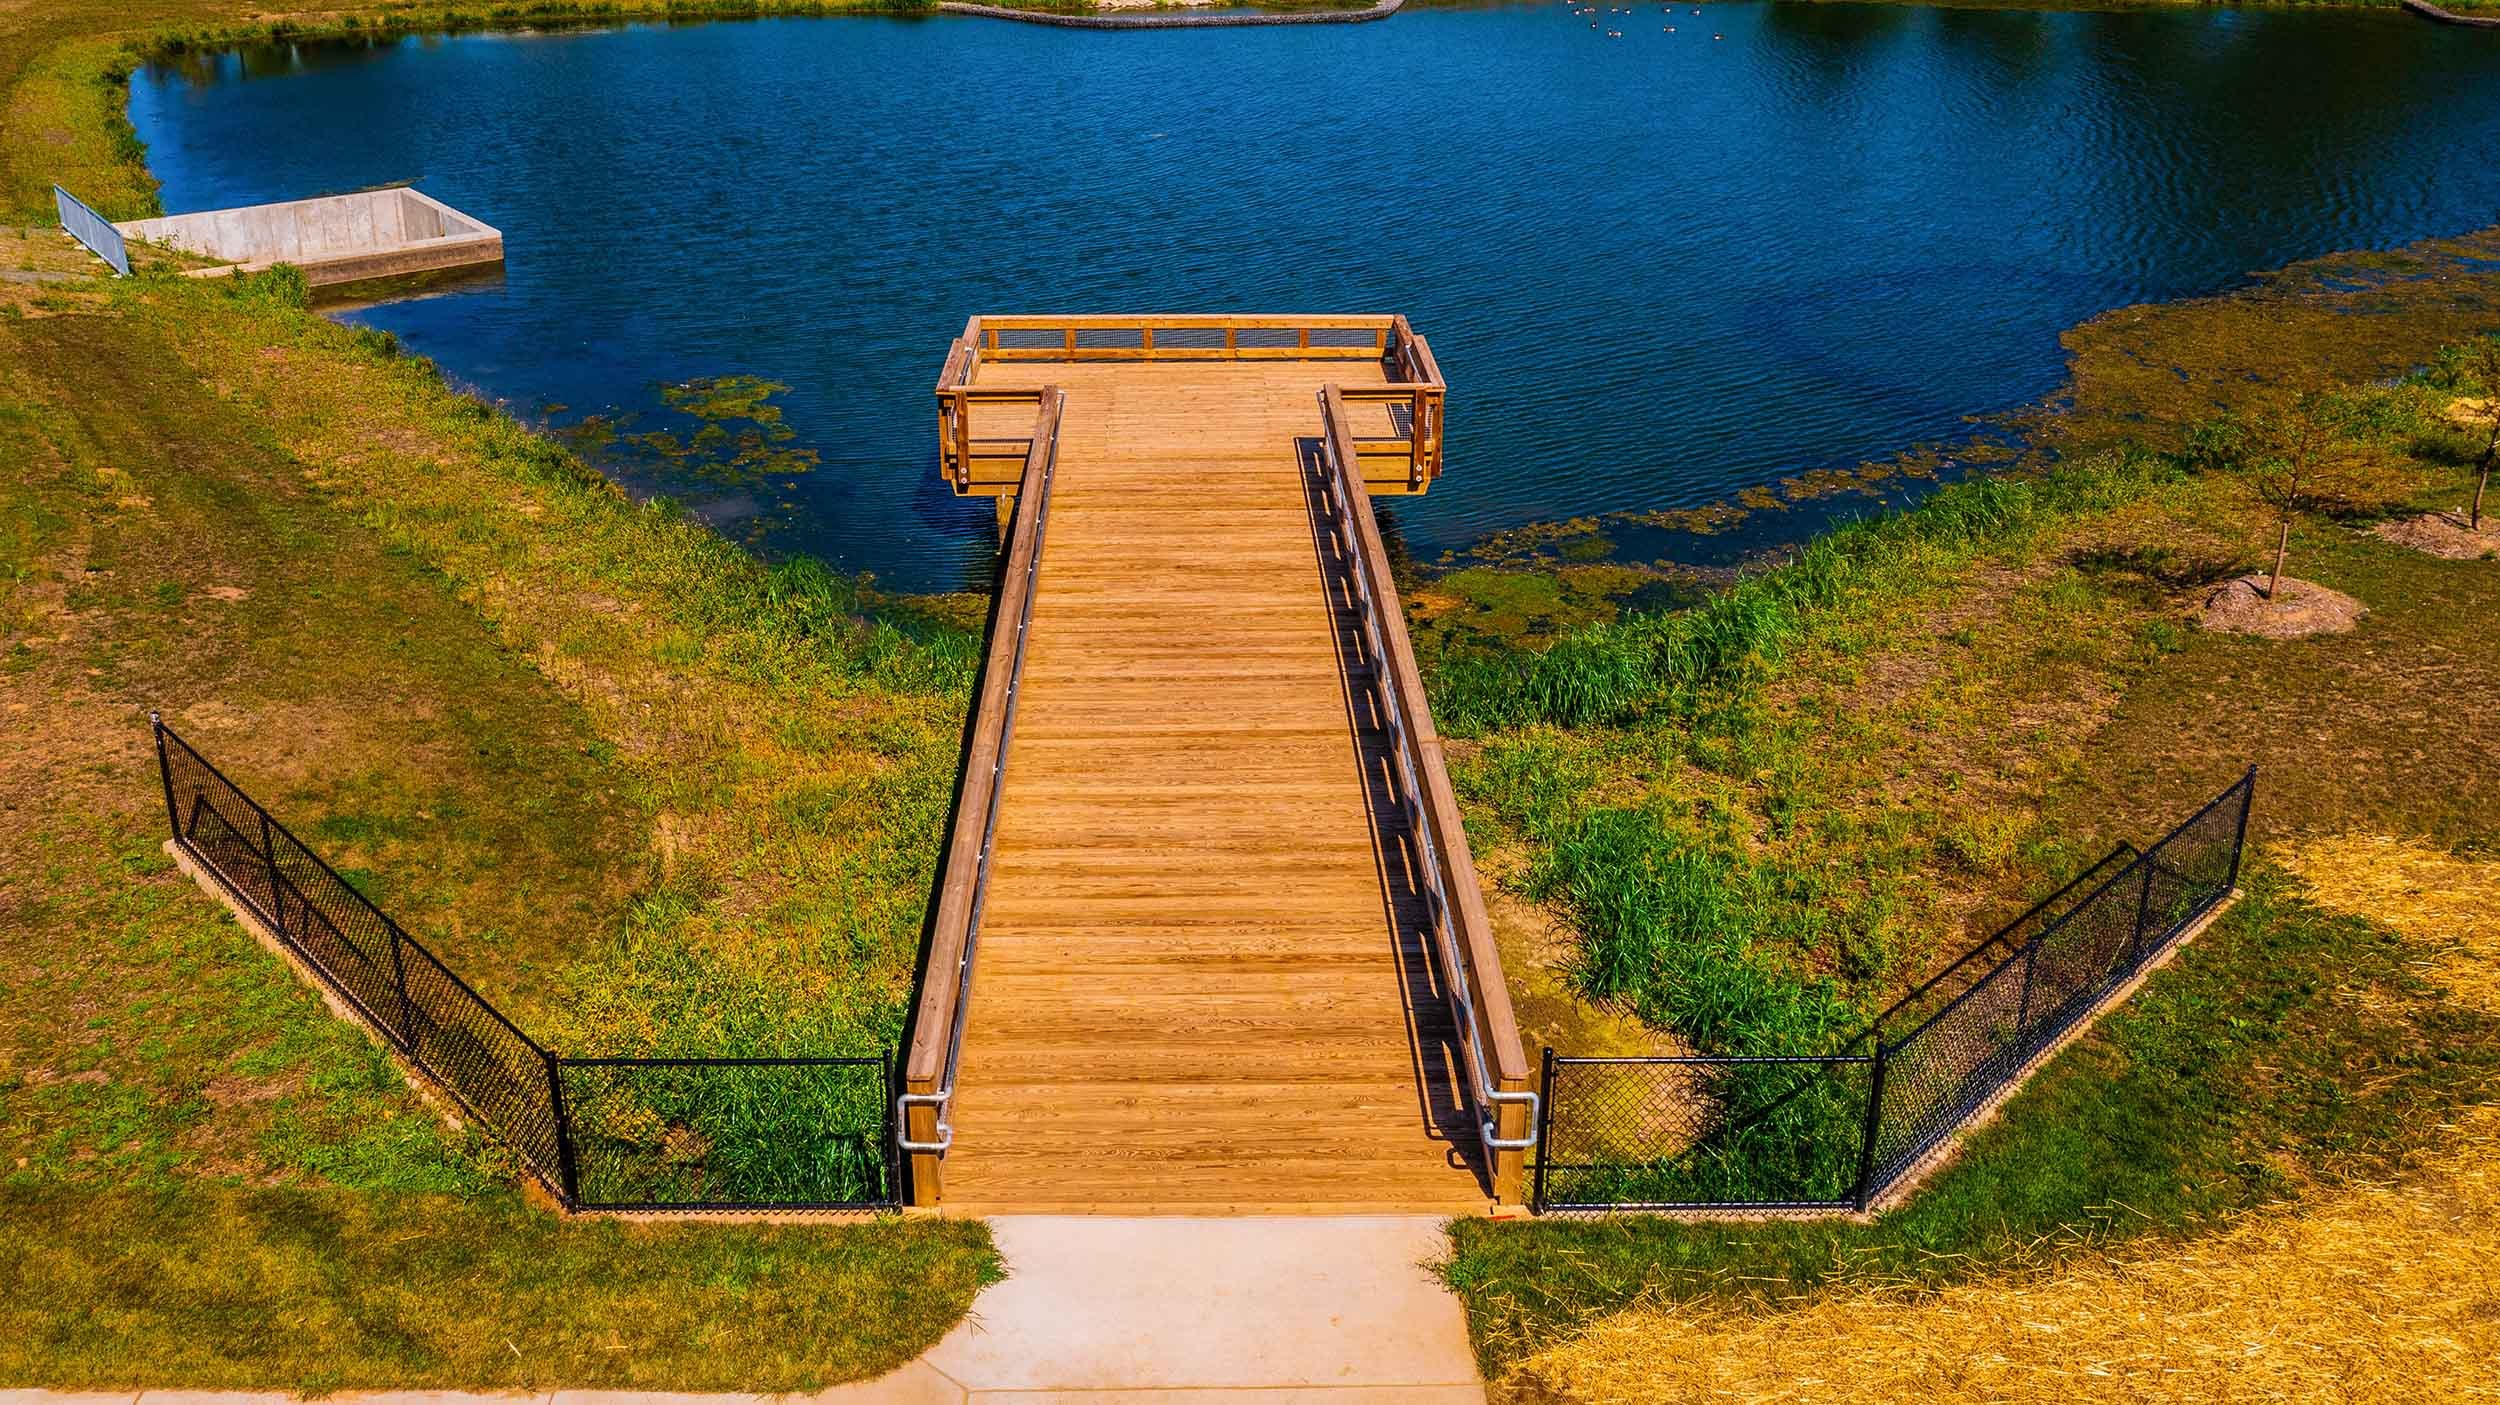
[939,314,1447,488]
[1316,384,1532,1202]
[900,387,1064,1206]
[966,313,1402,364]
[975,312,1400,331]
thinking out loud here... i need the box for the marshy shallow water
[130,3,2500,590]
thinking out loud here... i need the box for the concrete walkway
[907,1216,1484,1401]
[3,1217,1484,1405]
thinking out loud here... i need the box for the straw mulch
[2371,512,2500,562]
[2280,833,2500,1016]
[1507,839,2500,1405]
[1508,1109,2500,1404]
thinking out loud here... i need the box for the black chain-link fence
[1535,769,2255,1214]
[558,1058,897,1210]
[153,718,897,1212]
[1536,1054,1874,1210]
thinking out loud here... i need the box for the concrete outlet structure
[115,187,502,286]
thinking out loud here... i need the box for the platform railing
[899,388,1065,1206]
[936,315,1448,492]
[1315,383,1536,1202]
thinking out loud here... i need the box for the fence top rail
[971,312,1402,332]
[153,715,551,1060]
[1877,771,2251,1059]
[1336,382,1446,400]
[1878,852,2156,1058]
[1855,840,2143,1046]
[2151,765,2260,851]
[936,337,975,394]
[54,185,129,276]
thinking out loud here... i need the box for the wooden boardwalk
[903,318,1530,1214]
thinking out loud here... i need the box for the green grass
[0,1186,995,1393]
[1432,235,2500,1375]
[1444,866,2500,1373]
[1432,448,2169,736]
[1,252,997,1383]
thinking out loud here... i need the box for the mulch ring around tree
[2371,511,2500,561]
[2199,575,2368,639]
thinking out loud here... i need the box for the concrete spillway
[115,187,502,287]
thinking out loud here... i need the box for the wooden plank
[974,312,1397,330]
[908,333,1512,1214]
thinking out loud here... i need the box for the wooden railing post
[904,1089,944,1207]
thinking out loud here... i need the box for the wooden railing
[934,314,1448,493]
[933,333,1050,494]
[1315,382,1534,1203]
[966,312,1397,361]
[899,387,1065,1206]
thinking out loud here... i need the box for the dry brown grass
[2279,834,2500,1016]
[1506,1103,2500,1404]
[1501,843,2500,1403]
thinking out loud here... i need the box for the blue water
[129,4,2500,590]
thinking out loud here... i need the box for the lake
[128,3,2500,591]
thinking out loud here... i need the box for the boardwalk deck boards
[906,320,1527,1215]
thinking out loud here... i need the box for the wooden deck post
[904,1093,944,1208]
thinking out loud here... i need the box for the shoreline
[2400,0,2500,22]
[934,0,1401,26]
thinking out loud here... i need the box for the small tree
[2451,336,2500,531]
[2242,390,2365,604]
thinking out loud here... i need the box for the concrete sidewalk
[909,1215,1484,1401]
[4,1215,1485,1405]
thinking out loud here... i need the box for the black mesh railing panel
[1073,327,1143,350]
[1869,939,2038,1184]
[1306,326,1381,349]
[1234,327,1302,349]
[1536,1057,1871,1210]
[156,724,566,1195]
[1151,326,1227,349]
[557,1059,895,1209]
[1535,772,2253,1213]
[993,327,1063,350]
[268,830,404,1042]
